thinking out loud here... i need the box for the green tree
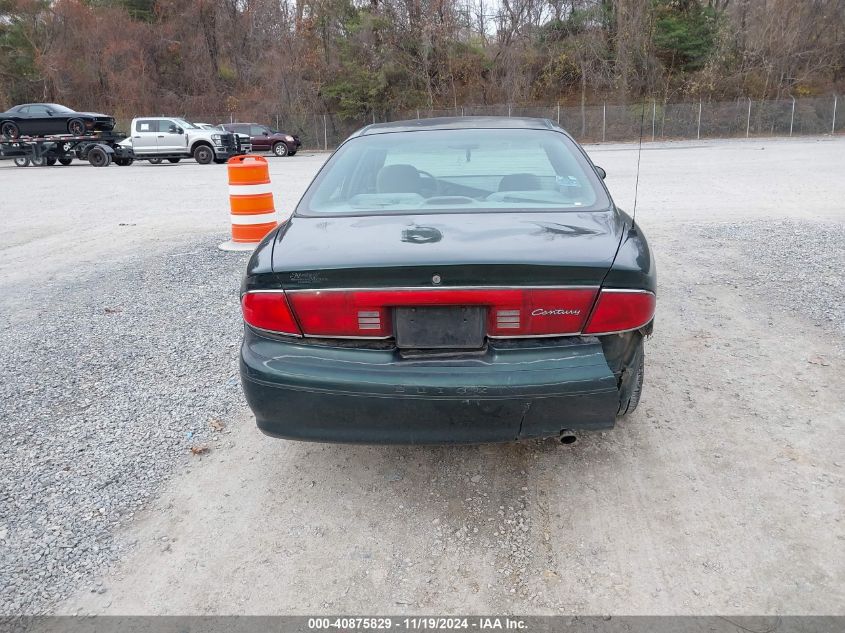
[0,0,54,102]
[653,0,718,73]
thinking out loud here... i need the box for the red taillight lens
[241,292,302,336]
[486,288,597,336]
[285,288,598,338]
[286,290,392,338]
[582,289,655,335]
[244,287,654,339]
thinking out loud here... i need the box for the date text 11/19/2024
[307,617,528,630]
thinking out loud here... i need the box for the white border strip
[231,213,278,225]
[229,183,273,196]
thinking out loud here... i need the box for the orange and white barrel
[219,155,277,251]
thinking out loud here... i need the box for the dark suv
[221,123,301,157]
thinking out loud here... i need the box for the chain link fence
[154,95,840,150]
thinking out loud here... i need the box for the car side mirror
[263,131,269,136]
[595,166,606,180]
[176,127,184,135]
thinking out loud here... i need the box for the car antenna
[631,101,646,226]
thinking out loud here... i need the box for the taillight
[241,291,302,336]
[486,288,597,336]
[582,289,655,335]
[284,288,598,338]
[243,287,654,339]
[285,290,392,338]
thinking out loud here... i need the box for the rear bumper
[240,327,620,444]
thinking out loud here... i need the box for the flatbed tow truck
[0,131,135,167]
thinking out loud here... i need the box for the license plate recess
[394,306,486,349]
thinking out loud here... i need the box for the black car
[239,117,656,444]
[0,103,115,138]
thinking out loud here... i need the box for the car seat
[499,173,542,191]
[377,164,421,193]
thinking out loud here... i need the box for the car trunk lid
[273,210,624,288]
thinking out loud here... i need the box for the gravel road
[1,137,843,616]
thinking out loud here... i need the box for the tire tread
[618,348,644,417]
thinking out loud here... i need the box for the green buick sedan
[239,117,656,444]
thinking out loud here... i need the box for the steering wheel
[417,170,440,196]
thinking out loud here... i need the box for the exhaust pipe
[559,430,577,445]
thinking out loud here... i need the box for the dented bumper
[240,327,620,444]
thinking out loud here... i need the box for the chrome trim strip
[600,288,655,295]
[303,333,392,340]
[580,322,653,336]
[489,332,583,339]
[284,285,600,294]
[244,289,286,294]
[246,323,302,338]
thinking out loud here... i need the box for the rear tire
[45,156,57,166]
[148,158,163,165]
[167,157,181,164]
[14,156,30,167]
[193,145,214,164]
[617,347,644,416]
[58,157,73,166]
[67,118,86,136]
[30,155,46,167]
[1,121,20,139]
[272,142,288,157]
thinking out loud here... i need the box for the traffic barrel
[219,155,278,251]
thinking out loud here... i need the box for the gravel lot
[1,137,843,616]
[0,237,250,612]
[700,220,845,339]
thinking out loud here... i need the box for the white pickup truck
[119,117,244,164]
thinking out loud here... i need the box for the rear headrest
[499,173,542,191]
[377,164,421,193]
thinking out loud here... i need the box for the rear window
[135,119,160,133]
[47,104,74,113]
[297,127,609,216]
